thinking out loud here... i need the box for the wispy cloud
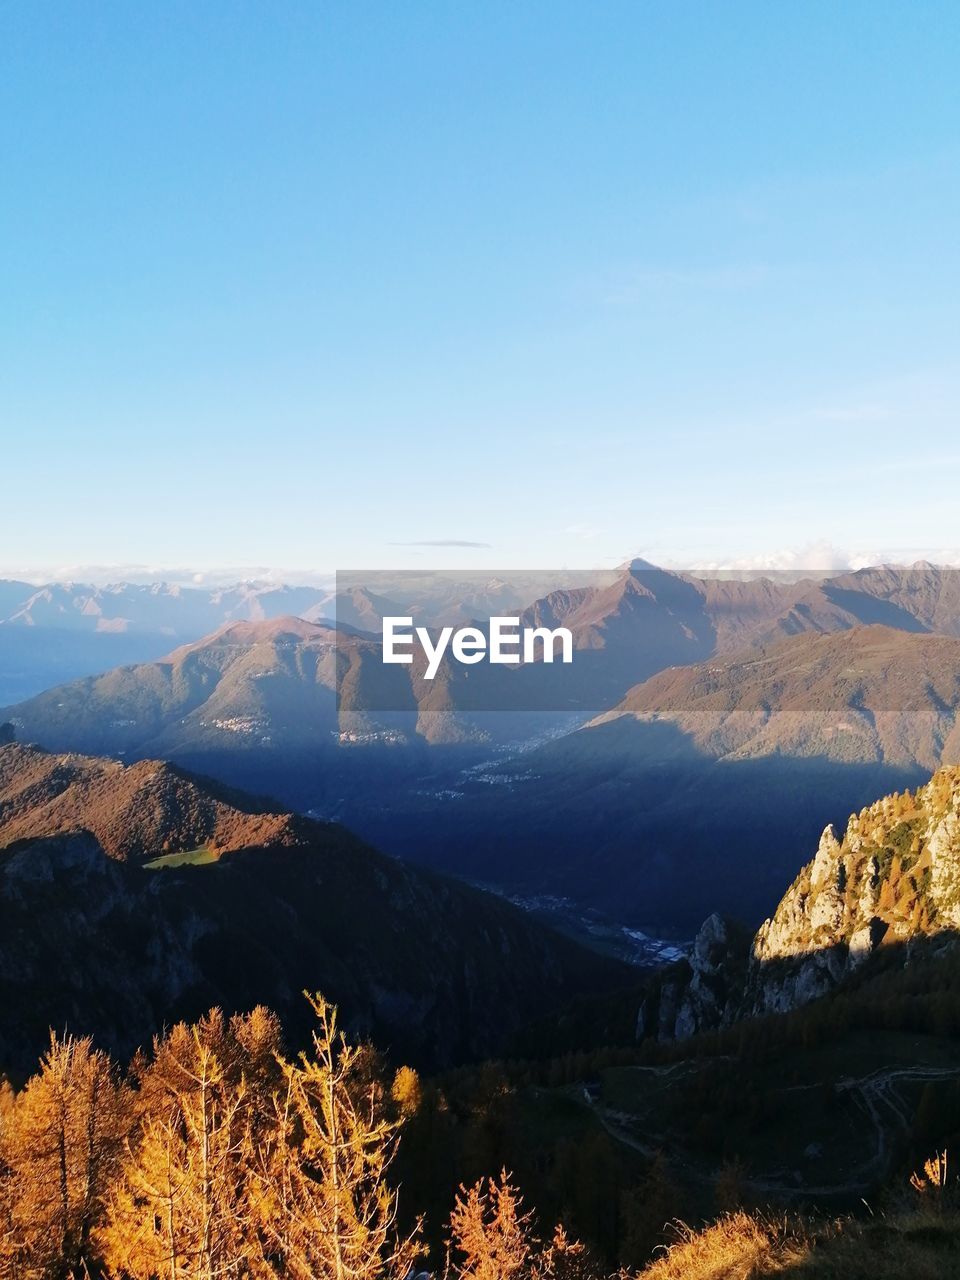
[689,542,881,574]
[812,404,891,424]
[388,539,493,549]
[597,260,791,306]
[0,564,338,588]
[564,523,602,542]
[673,541,960,574]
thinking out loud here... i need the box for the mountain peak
[620,556,662,575]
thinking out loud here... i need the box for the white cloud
[563,523,602,542]
[0,564,337,589]
[630,541,960,575]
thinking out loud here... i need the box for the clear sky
[1,2,959,578]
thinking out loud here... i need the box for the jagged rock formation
[639,914,750,1040]
[646,767,960,1038]
[747,766,960,1013]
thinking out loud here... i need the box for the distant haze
[5,546,960,588]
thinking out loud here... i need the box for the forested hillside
[3,995,959,1280]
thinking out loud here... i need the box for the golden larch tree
[0,1033,128,1280]
[250,994,421,1280]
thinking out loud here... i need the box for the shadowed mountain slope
[0,744,628,1074]
[393,628,960,930]
[7,569,960,931]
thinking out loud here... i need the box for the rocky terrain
[748,765,960,1012]
[647,765,960,1038]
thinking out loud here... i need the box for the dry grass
[636,1207,960,1280]
[638,1212,809,1279]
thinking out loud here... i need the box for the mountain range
[592,624,960,768]
[0,573,572,704]
[4,558,960,705]
[0,579,336,704]
[0,580,335,634]
[6,562,960,931]
[6,591,960,1255]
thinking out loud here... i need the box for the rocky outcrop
[673,914,749,1038]
[642,913,750,1040]
[746,767,960,1014]
[643,767,960,1039]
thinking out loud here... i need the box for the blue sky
[1,2,959,577]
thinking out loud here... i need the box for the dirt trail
[578,1061,960,1198]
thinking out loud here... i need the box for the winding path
[576,1060,960,1197]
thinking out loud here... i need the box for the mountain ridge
[591,624,960,769]
[0,741,307,862]
[0,743,628,1074]
[8,567,960,930]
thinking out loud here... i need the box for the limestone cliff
[648,767,960,1038]
[746,766,960,1013]
[640,913,750,1040]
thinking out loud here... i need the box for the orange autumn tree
[0,1001,606,1280]
[99,998,420,1280]
[101,1008,268,1278]
[249,994,422,1280]
[0,1033,128,1280]
[448,1170,594,1280]
[449,1170,534,1280]
[99,1024,255,1280]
